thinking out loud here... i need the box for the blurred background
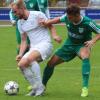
[0,0,97,7]
[0,0,100,26]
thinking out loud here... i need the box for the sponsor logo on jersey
[79,27,84,33]
[30,3,34,8]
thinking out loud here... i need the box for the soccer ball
[4,81,19,95]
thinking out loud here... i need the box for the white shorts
[22,41,53,60]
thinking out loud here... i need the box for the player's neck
[73,16,83,25]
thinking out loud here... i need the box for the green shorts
[55,39,84,62]
[16,25,30,45]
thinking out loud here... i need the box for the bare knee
[47,60,55,67]
[18,58,29,68]
[79,47,90,59]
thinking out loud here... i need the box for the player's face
[67,15,80,24]
[12,5,24,19]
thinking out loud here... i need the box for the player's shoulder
[82,16,97,27]
[17,19,24,25]
[83,16,92,23]
[30,11,46,19]
[30,11,44,16]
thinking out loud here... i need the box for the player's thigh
[18,50,41,68]
[27,50,42,63]
[48,47,76,67]
[48,55,64,67]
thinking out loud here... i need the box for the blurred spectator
[88,0,100,7]
[0,0,13,7]
[49,0,57,7]
[67,0,80,5]
[56,0,67,7]
[0,0,6,7]
[80,0,89,7]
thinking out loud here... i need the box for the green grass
[0,25,100,100]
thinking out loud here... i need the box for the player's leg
[27,42,53,96]
[78,47,91,97]
[42,41,77,87]
[30,61,45,96]
[20,41,52,96]
[42,54,64,87]
[18,50,43,96]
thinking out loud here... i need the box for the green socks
[42,65,54,86]
[82,58,90,88]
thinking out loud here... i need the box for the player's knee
[47,60,56,67]
[81,53,90,59]
[80,49,90,59]
[18,62,24,68]
[18,60,29,68]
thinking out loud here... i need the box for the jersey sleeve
[88,21,100,34]
[37,11,48,20]
[9,9,16,23]
[17,20,24,34]
[60,14,67,22]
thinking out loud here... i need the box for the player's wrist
[18,53,23,57]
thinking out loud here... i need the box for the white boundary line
[0,66,99,71]
[0,24,12,27]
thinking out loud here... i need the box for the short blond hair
[10,0,26,9]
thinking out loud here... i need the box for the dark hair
[66,4,80,16]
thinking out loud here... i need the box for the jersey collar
[73,16,83,25]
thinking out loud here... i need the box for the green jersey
[60,15,100,44]
[24,0,39,11]
[37,0,49,18]
[37,0,48,13]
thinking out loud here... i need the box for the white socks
[30,61,43,87]
[20,67,36,87]
[20,61,43,88]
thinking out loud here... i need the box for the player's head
[11,1,26,19]
[66,4,81,24]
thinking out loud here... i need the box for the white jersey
[18,11,51,48]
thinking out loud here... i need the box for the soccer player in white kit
[11,1,61,96]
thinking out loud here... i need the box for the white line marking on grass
[0,25,12,27]
[0,66,99,71]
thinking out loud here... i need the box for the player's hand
[53,35,62,43]
[84,40,95,48]
[11,20,16,26]
[16,54,22,62]
[39,19,47,27]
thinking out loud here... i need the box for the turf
[0,25,100,100]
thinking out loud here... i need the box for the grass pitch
[0,25,100,100]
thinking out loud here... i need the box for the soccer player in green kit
[37,0,50,18]
[40,4,100,97]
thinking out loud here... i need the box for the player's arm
[9,9,16,26]
[40,17,61,27]
[84,34,100,48]
[48,24,62,43]
[16,33,27,62]
[38,12,61,43]
[84,21,100,48]
[16,20,27,62]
